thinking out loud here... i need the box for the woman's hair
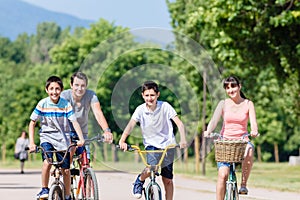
[71,72,88,86]
[141,81,159,93]
[223,76,247,99]
[45,76,64,90]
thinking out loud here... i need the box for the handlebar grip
[116,144,134,151]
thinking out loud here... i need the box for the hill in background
[0,0,94,40]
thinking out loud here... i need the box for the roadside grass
[2,156,300,193]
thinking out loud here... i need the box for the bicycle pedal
[70,168,80,176]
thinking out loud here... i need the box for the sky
[21,0,173,30]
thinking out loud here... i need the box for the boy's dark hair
[45,76,64,90]
[71,72,88,86]
[142,81,159,93]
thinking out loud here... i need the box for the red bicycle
[70,134,104,200]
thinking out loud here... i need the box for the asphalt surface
[0,169,299,200]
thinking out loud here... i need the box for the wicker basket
[214,140,247,163]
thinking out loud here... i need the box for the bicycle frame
[71,134,103,200]
[123,144,179,200]
[27,143,76,200]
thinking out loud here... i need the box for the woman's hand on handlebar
[250,131,259,138]
[203,130,210,137]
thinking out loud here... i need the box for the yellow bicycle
[118,144,179,200]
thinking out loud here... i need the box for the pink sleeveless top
[221,99,250,139]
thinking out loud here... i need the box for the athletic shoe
[36,187,49,198]
[65,196,72,200]
[132,175,144,199]
[239,186,248,195]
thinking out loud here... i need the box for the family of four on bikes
[28,72,258,200]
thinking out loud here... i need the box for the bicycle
[70,134,104,200]
[211,133,249,200]
[26,143,77,200]
[117,144,179,200]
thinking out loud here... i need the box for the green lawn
[2,157,299,193]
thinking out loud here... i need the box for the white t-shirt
[132,101,177,148]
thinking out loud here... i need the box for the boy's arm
[28,120,36,151]
[172,116,187,148]
[91,101,113,143]
[71,120,85,147]
[118,119,137,151]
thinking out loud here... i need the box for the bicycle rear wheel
[148,184,161,200]
[48,184,63,200]
[83,168,99,200]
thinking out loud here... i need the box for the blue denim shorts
[146,146,175,179]
[217,141,254,169]
[40,142,70,169]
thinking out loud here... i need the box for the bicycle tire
[234,184,239,200]
[83,167,99,200]
[226,183,234,200]
[148,184,161,200]
[71,175,78,200]
[48,184,64,200]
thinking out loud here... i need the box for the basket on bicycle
[214,140,247,163]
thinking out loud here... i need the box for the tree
[167,0,300,161]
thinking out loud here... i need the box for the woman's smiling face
[225,83,241,99]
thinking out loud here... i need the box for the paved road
[0,169,299,200]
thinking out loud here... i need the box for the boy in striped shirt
[28,76,85,200]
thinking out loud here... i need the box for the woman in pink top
[204,76,259,200]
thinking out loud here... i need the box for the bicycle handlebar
[71,133,105,145]
[116,144,180,168]
[207,132,257,140]
[25,143,77,166]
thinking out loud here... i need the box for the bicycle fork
[225,164,239,200]
[145,169,162,200]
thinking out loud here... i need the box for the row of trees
[0,1,299,164]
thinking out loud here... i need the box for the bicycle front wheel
[48,184,63,200]
[148,184,161,200]
[226,183,234,200]
[83,168,99,200]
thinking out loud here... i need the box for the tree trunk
[194,135,200,174]
[1,143,6,162]
[112,144,118,162]
[274,143,279,163]
[257,144,262,162]
[201,70,207,176]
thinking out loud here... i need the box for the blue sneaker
[132,175,144,199]
[65,196,72,200]
[36,187,49,199]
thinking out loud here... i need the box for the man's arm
[91,101,113,143]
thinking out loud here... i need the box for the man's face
[71,77,87,98]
